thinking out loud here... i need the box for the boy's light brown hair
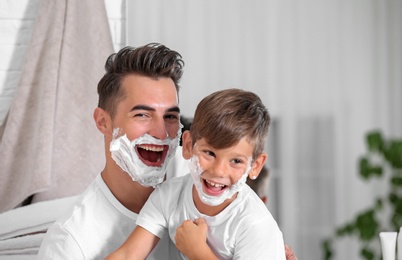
[190,88,270,159]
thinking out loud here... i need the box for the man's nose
[149,118,169,140]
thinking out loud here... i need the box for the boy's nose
[210,160,227,178]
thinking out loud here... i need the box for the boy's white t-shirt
[137,174,286,260]
[37,147,187,260]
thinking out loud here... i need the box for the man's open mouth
[203,179,228,196]
[136,144,169,167]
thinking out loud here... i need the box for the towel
[0,196,77,257]
[0,0,114,212]
[0,233,43,257]
[0,196,77,240]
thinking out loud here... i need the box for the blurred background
[0,0,401,259]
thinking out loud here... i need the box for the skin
[93,74,180,214]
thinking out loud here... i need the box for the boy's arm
[174,218,218,260]
[105,226,160,260]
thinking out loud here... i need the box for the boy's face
[192,136,253,192]
[182,131,267,207]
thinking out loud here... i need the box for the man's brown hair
[97,43,184,118]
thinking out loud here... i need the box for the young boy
[107,88,286,259]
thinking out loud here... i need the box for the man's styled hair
[190,88,270,159]
[97,43,185,118]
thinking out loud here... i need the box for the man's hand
[175,218,218,260]
[285,244,298,260]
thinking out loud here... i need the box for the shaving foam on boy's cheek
[189,155,253,206]
[110,125,182,187]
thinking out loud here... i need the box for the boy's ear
[93,107,111,135]
[248,153,268,180]
[181,130,193,159]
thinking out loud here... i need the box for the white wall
[0,0,126,125]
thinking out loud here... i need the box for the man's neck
[101,168,154,214]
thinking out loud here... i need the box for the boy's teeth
[206,180,225,188]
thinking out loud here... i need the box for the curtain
[0,0,114,212]
[127,0,402,259]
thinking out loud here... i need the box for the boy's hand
[175,218,218,260]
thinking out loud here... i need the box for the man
[38,43,184,259]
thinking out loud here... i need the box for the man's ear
[93,107,111,135]
[248,153,268,180]
[182,130,193,159]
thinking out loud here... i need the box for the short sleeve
[37,223,84,260]
[136,186,167,239]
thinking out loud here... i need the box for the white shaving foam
[110,124,182,187]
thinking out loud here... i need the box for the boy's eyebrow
[130,105,180,113]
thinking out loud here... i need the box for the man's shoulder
[40,177,137,259]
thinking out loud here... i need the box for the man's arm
[105,226,160,260]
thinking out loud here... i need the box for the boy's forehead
[194,137,254,157]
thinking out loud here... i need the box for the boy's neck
[192,185,237,216]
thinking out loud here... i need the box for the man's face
[111,74,180,168]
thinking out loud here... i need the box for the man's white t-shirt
[37,147,187,260]
[137,174,286,260]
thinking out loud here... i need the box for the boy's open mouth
[136,144,168,167]
[203,179,228,196]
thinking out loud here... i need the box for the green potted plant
[322,130,402,260]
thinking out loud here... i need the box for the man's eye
[165,114,179,120]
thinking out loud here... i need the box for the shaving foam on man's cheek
[189,155,253,206]
[110,125,182,187]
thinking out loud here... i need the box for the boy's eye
[205,150,215,157]
[231,159,243,164]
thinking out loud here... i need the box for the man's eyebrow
[130,105,180,113]
[167,106,180,113]
[130,105,155,112]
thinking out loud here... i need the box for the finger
[193,218,206,226]
[285,244,297,260]
[180,219,194,228]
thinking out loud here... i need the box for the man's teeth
[139,145,164,152]
[206,179,225,188]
